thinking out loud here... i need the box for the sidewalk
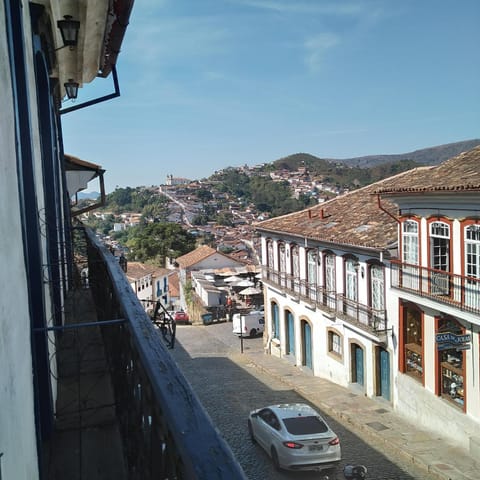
[240,349,479,480]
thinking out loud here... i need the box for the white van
[232,311,265,337]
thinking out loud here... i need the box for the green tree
[125,222,195,265]
[196,188,213,203]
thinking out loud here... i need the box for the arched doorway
[376,346,390,400]
[271,301,279,340]
[351,343,364,386]
[285,310,295,356]
[301,320,312,369]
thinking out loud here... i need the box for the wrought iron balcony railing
[391,259,480,315]
[81,226,246,480]
[262,266,387,333]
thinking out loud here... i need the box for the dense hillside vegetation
[210,169,317,216]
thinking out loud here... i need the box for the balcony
[391,259,480,315]
[262,267,387,336]
[43,225,246,479]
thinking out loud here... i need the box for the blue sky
[62,0,480,193]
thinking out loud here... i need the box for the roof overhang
[65,154,106,217]
[34,0,134,100]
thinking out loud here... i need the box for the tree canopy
[123,222,196,265]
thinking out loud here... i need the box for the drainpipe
[376,194,400,224]
[377,194,400,264]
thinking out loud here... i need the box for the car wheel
[250,328,257,337]
[247,420,256,443]
[271,447,281,471]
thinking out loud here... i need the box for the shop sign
[436,332,471,351]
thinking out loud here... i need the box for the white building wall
[192,254,243,271]
[264,283,391,396]
[390,198,480,452]
[0,4,40,479]
[130,276,154,309]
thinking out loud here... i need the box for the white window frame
[345,259,358,302]
[465,225,480,309]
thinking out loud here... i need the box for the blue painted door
[380,349,390,400]
[286,311,295,355]
[355,345,364,386]
[272,303,279,339]
[303,322,312,369]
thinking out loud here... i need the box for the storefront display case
[405,342,423,377]
[441,350,464,407]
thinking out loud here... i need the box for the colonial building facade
[375,146,480,453]
[257,149,480,454]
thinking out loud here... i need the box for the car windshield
[282,416,328,435]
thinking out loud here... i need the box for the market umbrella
[224,275,242,283]
[232,279,254,288]
[239,286,262,296]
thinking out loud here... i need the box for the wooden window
[328,328,343,360]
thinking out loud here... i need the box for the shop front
[436,317,470,412]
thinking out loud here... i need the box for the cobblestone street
[169,323,441,480]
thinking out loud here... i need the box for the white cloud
[126,16,230,66]
[304,33,340,71]
[232,0,364,15]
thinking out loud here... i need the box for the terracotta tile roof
[168,272,180,296]
[176,245,217,268]
[126,262,157,281]
[153,267,170,277]
[374,146,480,195]
[255,175,405,250]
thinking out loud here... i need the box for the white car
[248,403,341,472]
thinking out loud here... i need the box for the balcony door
[370,264,385,329]
[306,250,317,300]
[291,245,300,293]
[267,239,274,281]
[465,225,480,309]
[344,259,358,318]
[324,253,336,308]
[402,220,419,290]
[279,243,286,287]
[430,221,450,296]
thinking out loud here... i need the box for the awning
[65,154,106,217]
[65,154,104,195]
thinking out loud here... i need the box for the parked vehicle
[173,310,189,323]
[232,311,264,337]
[248,403,341,472]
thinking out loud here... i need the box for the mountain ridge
[275,139,480,169]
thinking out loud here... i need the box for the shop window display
[404,307,423,379]
[438,318,465,408]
